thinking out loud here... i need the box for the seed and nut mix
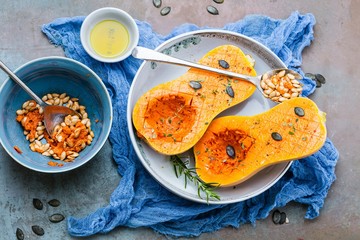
[260,70,303,102]
[16,93,94,165]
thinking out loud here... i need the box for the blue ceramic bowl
[0,57,112,173]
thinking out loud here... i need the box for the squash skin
[194,97,327,187]
[132,45,257,155]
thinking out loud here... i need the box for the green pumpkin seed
[160,6,171,16]
[153,0,162,8]
[213,0,224,3]
[32,225,44,236]
[49,213,65,223]
[189,80,202,90]
[271,132,282,141]
[218,59,230,69]
[272,209,281,224]
[207,5,219,15]
[33,198,43,210]
[16,228,24,240]
[279,212,287,224]
[48,199,61,207]
[305,72,316,80]
[226,145,236,159]
[294,107,305,117]
[315,80,322,88]
[315,73,326,84]
[226,85,234,98]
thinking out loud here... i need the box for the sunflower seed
[49,213,65,223]
[33,198,43,210]
[207,5,219,15]
[153,0,161,8]
[32,225,44,236]
[160,6,171,16]
[16,228,24,240]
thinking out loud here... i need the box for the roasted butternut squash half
[194,97,327,187]
[132,45,257,155]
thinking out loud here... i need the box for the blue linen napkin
[42,11,339,237]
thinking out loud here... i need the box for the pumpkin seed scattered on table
[207,5,219,15]
[48,199,61,207]
[213,0,224,3]
[152,0,162,8]
[272,209,282,224]
[315,73,326,84]
[49,213,65,223]
[305,72,326,88]
[16,228,24,240]
[32,225,45,236]
[305,72,316,80]
[160,6,171,16]
[272,209,288,225]
[279,212,287,224]
[33,198,43,210]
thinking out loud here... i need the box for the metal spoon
[0,60,79,137]
[132,46,302,102]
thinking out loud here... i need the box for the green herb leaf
[170,155,220,203]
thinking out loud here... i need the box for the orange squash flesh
[132,45,257,155]
[194,97,327,187]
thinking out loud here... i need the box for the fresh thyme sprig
[170,155,220,202]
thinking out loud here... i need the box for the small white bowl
[80,7,139,63]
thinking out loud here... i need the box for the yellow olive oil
[90,20,129,58]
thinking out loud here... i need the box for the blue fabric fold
[41,11,339,237]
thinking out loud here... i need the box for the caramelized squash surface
[194,97,327,187]
[133,45,257,155]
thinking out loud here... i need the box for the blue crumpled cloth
[42,11,339,237]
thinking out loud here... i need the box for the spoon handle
[0,60,44,105]
[132,46,257,85]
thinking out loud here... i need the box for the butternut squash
[194,97,327,187]
[132,45,257,155]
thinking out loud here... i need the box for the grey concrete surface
[0,0,359,239]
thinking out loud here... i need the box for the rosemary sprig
[170,155,220,202]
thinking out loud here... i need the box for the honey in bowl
[90,20,129,58]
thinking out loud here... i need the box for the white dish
[80,7,139,63]
[127,29,292,204]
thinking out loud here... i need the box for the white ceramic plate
[127,29,292,204]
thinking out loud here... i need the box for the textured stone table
[0,1,359,239]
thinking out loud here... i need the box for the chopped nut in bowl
[0,57,112,173]
[260,69,303,103]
